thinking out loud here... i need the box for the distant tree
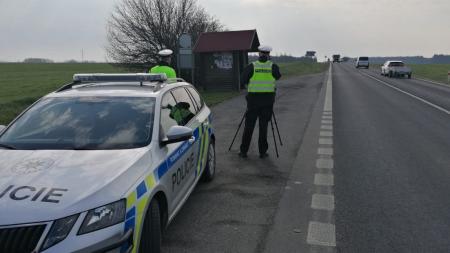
[23,58,54,63]
[106,0,223,68]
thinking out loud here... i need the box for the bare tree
[106,0,223,68]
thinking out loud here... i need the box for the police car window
[160,92,179,136]
[0,97,155,150]
[186,87,204,111]
[169,88,197,126]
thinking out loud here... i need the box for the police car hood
[0,149,149,225]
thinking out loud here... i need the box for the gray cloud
[0,0,449,62]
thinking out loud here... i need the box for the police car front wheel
[138,199,162,253]
[202,141,216,182]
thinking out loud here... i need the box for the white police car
[0,74,216,253]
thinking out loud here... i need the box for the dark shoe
[238,152,248,158]
[259,153,268,159]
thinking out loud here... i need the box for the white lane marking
[307,222,336,247]
[324,65,333,111]
[321,125,333,130]
[318,147,333,155]
[321,120,333,124]
[314,173,334,186]
[316,158,334,169]
[415,77,450,88]
[311,194,335,211]
[322,115,333,119]
[320,131,333,137]
[323,111,332,115]
[361,72,450,115]
[319,138,333,145]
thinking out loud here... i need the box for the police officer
[239,45,281,158]
[150,49,177,78]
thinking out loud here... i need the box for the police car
[0,74,216,253]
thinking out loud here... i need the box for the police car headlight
[42,214,79,250]
[78,199,126,235]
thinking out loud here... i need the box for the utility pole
[81,49,84,63]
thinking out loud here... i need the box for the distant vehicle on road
[381,61,412,78]
[332,54,341,63]
[355,56,369,69]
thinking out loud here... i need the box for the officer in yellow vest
[239,45,281,158]
[150,49,177,78]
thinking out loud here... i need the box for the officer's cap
[158,49,173,57]
[258,45,272,53]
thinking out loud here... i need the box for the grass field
[279,62,329,77]
[410,64,450,84]
[0,62,329,125]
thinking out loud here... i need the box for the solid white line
[324,65,333,111]
[361,72,450,115]
[415,77,450,88]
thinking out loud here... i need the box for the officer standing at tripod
[239,45,281,158]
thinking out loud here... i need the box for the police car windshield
[0,97,155,150]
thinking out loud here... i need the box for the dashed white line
[307,222,336,247]
[316,158,334,169]
[320,131,333,137]
[318,147,333,156]
[311,194,335,211]
[319,138,333,145]
[321,125,333,130]
[314,173,334,186]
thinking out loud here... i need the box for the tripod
[228,110,283,157]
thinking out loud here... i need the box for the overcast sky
[1,0,449,62]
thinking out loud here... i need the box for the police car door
[159,88,198,211]
[185,86,210,177]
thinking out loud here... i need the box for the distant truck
[332,55,341,63]
[381,61,412,78]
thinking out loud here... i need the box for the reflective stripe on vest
[248,61,275,93]
[150,65,177,78]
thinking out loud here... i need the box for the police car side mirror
[161,126,193,146]
[0,125,5,133]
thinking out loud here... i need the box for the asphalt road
[334,63,450,252]
[161,62,450,253]
[161,73,326,253]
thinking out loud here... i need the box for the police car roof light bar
[73,73,168,83]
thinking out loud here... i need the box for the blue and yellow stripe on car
[122,124,209,253]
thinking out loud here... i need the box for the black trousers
[240,94,274,155]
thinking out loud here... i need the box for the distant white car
[381,61,412,78]
[0,74,216,253]
[355,56,369,69]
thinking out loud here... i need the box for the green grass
[279,62,330,78]
[199,90,240,107]
[410,64,450,84]
[0,63,126,125]
[0,62,330,125]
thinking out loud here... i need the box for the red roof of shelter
[193,30,260,53]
